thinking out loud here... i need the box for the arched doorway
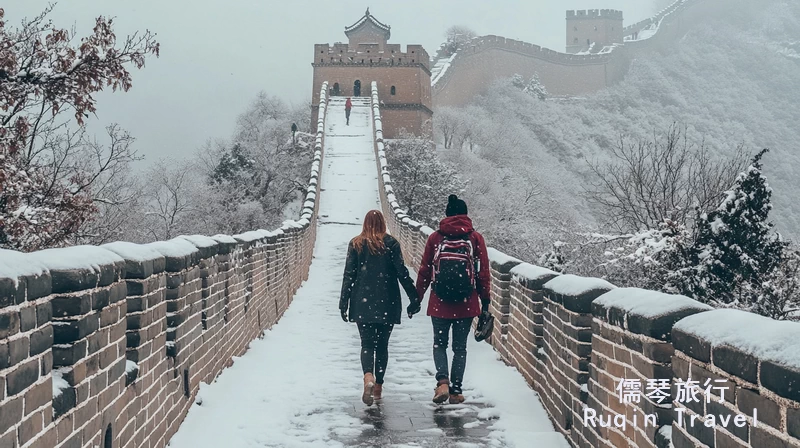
[332,83,340,96]
[353,80,361,97]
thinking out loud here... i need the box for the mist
[3,0,656,163]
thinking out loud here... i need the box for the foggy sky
[4,1,656,164]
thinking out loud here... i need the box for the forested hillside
[433,0,800,264]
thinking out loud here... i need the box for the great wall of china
[431,0,718,106]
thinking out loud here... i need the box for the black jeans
[345,108,351,124]
[432,317,474,394]
[357,323,394,384]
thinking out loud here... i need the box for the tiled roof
[345,8,391,38]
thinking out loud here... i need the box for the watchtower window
[390,86,396,95]
[320,50,324,53]
[320,59,323,63]
[412,59,414,63]
[103,425,113,448]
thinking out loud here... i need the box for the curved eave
[344,15,391,40]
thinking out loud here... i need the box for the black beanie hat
[445,194,468,217]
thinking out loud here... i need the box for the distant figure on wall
[345,97,352,125]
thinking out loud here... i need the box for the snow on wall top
[544,274,615,296]
[595,288,712,319]
[487,248,521,265]
[0,249,47,282]
[510,263,559,282]
[28,246,124,272]
[179,235,219,248]
[674,309,800,368]
[102,242,164,263]
[211,234,238,244]
[146,238,200,258]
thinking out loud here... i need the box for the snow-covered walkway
[168,98,568,448]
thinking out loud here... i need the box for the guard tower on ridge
[566,9,624,53]
[311,8,433,138]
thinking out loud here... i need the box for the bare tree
[0,5,158,251]
[586,124,748,233]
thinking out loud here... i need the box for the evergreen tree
[671,149,788,310]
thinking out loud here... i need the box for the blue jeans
[432,317,474,394]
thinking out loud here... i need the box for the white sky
[4,1,657,163]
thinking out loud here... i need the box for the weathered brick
[673,329,711,363]
[788,407,800,440]
[30,325,53,356]
[0,311,21,339]
[761,361,800,402]
[24,379,52,414]
[51,294,92,318]
[712,345,759,384]
[19,306,37,332]
[52,314,100,344]
[52,340,88,367]
[6,359,39,396]
[36,302,52,326]
[0,396,22,434]
[751,425,797,448]
[737,388,780,430]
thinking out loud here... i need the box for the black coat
[340,234,418,324]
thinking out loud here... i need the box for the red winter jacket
[416,215,491,319]
[345,98,352,109]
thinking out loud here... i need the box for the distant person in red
[345,97,352,125]
[415,194,491,405]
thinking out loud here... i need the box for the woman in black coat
[340,210,421,406]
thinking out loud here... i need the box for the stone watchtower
[566,9,624,53]
[311,8,433,138]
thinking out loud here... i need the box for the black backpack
[432,231,477,303]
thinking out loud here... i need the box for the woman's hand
[406,300,421,319]
[340,308,348,322]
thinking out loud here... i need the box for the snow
[169,95,567,448]
[544,274,616,296]
[52,368,70,398]
[487,248,521,266]
[658,426,673,447]
[146,238,199,258]
[28,246,123,272]
[510,263,559,282]
[673,309,800,368]
[179,235,219,248]
[233,230,268,243]
[0,249,47,283]
[211,234,238,244]
[102,242,164,263]
[431,53,457,86]
[125,360,138,374]
[594,288,712,319]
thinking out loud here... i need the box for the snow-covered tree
[385,133,465,225]
[511,74,548,101]
[669,149,789,312]
[0,6,158,251]
[444,25,477,55]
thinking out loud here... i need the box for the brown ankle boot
[362,373,375,406]
[373,384,383,400]
[449,394,465,404]
[432,379,450,404]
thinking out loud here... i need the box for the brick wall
[432,0,711,107]
[370,83,800,448]
[0,83,330,448]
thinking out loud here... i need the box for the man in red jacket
[413,194,491,404]
[345,97,352,125]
